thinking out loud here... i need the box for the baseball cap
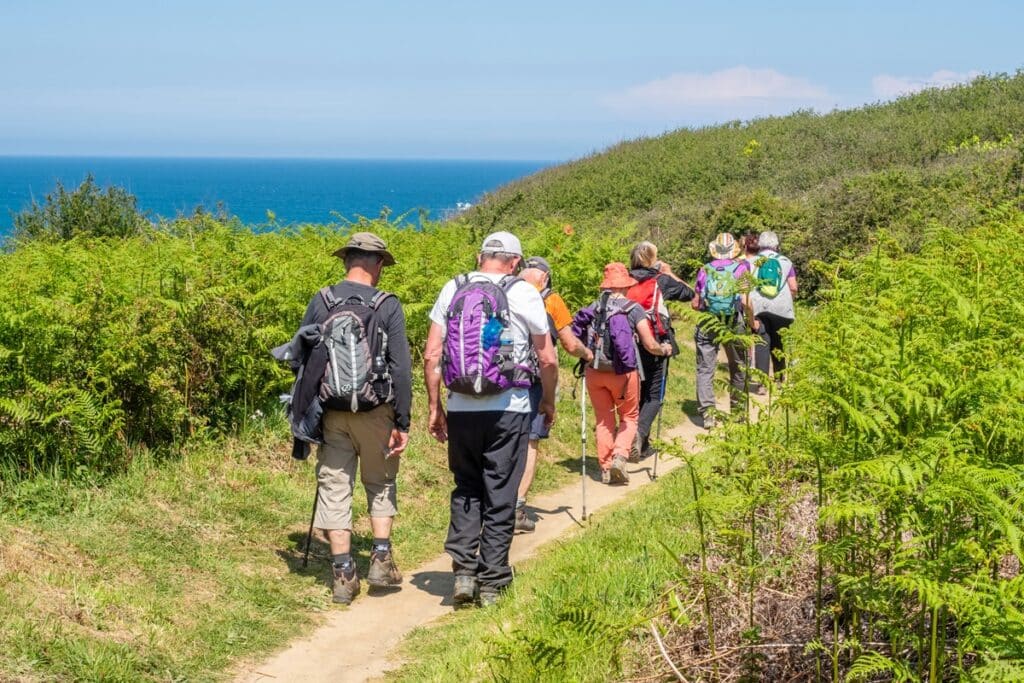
[480,231,523,257]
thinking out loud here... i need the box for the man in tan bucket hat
[300,231,412,605]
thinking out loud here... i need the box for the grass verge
[389,457,699,682]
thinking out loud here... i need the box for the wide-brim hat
[708,232,740,259]
[332,231,396,266]
[600,262,638,289]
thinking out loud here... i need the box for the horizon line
[0,153,564,164]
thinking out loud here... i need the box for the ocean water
[0,157,550,232]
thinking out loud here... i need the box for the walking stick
[302,483,319,568]
[653,356,669,480]
[580,369,588,521]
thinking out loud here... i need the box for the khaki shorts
[314,405,399,531]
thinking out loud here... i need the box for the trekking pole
[302,483,319,568]
[580,369,588,521]
[653,356,669,480]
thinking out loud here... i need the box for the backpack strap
[498,274,523,292]
[368,290,394,310]
[319,286,339,310]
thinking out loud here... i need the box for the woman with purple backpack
[571,263,672,485]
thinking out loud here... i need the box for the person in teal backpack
[691,232,752,429]
[749,230,798,386]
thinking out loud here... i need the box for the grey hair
[758,231,780,250]
[480,251,519,265]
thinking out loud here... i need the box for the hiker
[571,262,672,485]
[627,241,694,462]
[515,256,593,533]
[741,233,760,269]
[423,231,558,608]
[691,233,752,429]
[749,230,798,385]
[296,232,412,605]
[740,233,761,373]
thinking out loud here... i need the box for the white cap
[480,231,523,257]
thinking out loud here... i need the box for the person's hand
[387,429,409,458]
[539,398,556,429]
[428,406,448,443]
[583,348,595,363]
[752,319,761,332]
[660,342,672,357]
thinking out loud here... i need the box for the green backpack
[702,262,740,315]
[756,255,784,298]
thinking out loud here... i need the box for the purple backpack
[572,293,642,375]
[442,274,536,395]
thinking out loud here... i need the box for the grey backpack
[318,287,394,412]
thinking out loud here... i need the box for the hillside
[464,72,1024,290]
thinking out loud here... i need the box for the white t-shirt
[429,272,550,413]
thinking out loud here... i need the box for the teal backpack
[702,262,740,315]
[756,255,784,298]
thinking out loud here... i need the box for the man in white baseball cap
[423,230,558,608]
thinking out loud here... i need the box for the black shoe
[514,506,536,533]
[478,587,501,608]
[452,574,478,609]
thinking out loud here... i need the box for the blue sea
[0,157,551,233]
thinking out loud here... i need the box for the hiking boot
[332,565,360,605]
[601,469,611,485]
[366,549,403,588]
[609,455,630,485]
[478,587,501,608]
[514,505,536,534]
[702,413,717,430]
[628,435,642,463]
[452,574,478,609]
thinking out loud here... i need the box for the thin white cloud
[602,66,831,118]
[871,69,982,98]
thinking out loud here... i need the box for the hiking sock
[371,538,391,554]
[332,553,354,575]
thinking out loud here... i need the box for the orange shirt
[544,292,573,332]
[529,281,573,333]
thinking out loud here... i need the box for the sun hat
[708,232,740,259]
[599,262,638,289]
[523,255,553,285]
[332,231,396,266]
[480,231,523,257]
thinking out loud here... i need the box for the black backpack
[318,286,394,412]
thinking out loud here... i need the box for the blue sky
[1,0,1021,160]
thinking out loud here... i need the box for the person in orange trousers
[571,263,672,484]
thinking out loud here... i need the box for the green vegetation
[466,72,1024,292]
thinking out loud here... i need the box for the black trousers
[444,410,529,590]
[636,350,667,454]
[754,312,794,381]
